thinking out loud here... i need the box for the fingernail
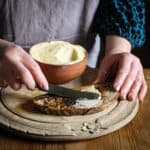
[116,85,120,91]
[38,83,48,91]
[93,80,98,84]
[93,78,101,84]
[139,98,144,103]
[122,93,126,100]
[114,84,120,91]
[139,100,143,103]
[129,96,134,101]
[128,93,132,100]
[43,84,49,91]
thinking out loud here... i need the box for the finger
[119,62,138,100]
[94,57,114,83]
[0,79,8,87]
[9,77,22,90]
[2,67,21,90]
[0,69,16,88]
[113,54,132,91]
[5,73,20,90]
[127,72,142,101]
[22,57,48,90]
[94,70,108,84]
[9,81,21,90]
[16,63,36,90]
[139,80,147,102]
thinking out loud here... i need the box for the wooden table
[0,69,150,150]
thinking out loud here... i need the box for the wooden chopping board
[0,68,139,141]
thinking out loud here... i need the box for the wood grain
[0,69,150,150]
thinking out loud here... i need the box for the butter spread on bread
[73,85,102,108]
[33,83,119,116]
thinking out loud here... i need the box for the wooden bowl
[36,53,87,84]
[29,41,87,84]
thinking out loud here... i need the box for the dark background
[98,0,150,68]
[132,0,150,68]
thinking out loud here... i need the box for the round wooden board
[0,68,139,141]
[0,86,139,141]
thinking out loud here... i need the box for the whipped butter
[73,85,102,109]
[30,41,86,65]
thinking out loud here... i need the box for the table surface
[0,69,150,150]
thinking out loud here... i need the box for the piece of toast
[33,83,119,116]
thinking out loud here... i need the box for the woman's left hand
[94,52,147,102]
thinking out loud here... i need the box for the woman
[0,0,147,101]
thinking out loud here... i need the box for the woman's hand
[0,41,48,90]
[94,52,147,102]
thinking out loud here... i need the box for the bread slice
[33,83,119,116]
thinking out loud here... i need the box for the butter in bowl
[29,41,87,84]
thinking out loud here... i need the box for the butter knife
[41,84,99,99]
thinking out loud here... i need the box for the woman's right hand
[0,42,48,90]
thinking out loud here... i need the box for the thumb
[94,57,114,84]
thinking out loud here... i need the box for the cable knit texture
[98,0,145,48]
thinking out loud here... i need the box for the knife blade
[44,84,99,99]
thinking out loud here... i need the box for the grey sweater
[0,0,146,67]
[0,0,99,47]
